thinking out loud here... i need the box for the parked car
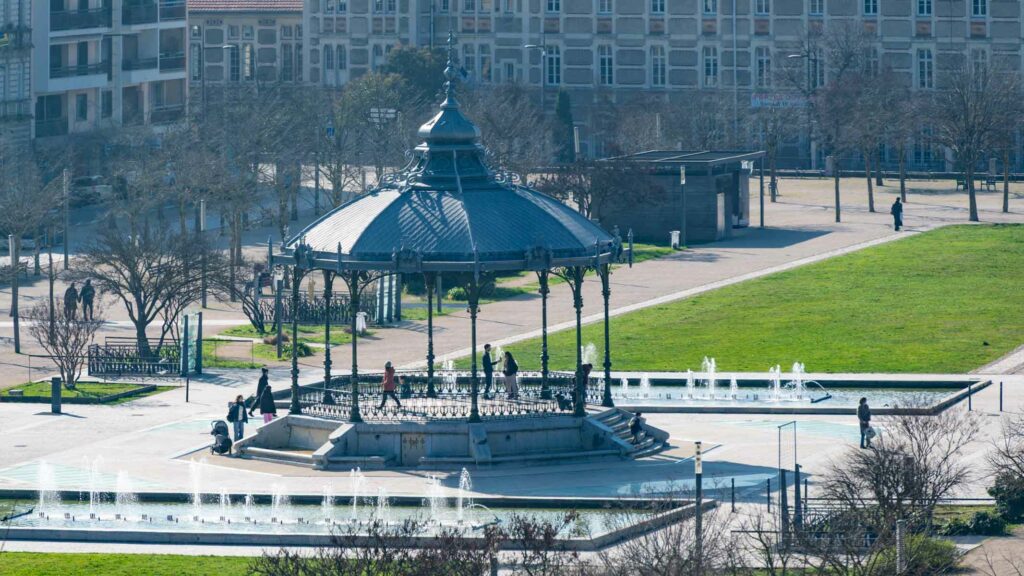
[70,175,112,207]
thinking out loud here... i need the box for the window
[323,17,333,33]
[296,46,302,82]
[372,45,384,70]
[546,0,559,12]
[971,48,987,71]
[310,47,319,66]
[914,125,935,166]
[310,0,319,12]
[597,0,611,13]
[374,0,395,12]
[972,0,986,16]
[101,90,111,118]
[76,94,87,121]
[282,25,293,39]
[229,45,240,81]
[755,0,769,15]
[863,0,877,15]
[440,0,449,11]
[545,45,560,85]
[464,0,475,11]
[865,47,878,76]
[755,46,771,87]
[503,0,513,12]
[650,45,665,87]
[243,44,254,80]
[324,45,333,71]
[190,25,201,39]
[702,46,718,87]
[503,61,515,82]
[326,0,333,12]
[703,0,716,15]
[337,0,346,11]
[311,17,319,33]
[463,44,475,78]
[480,44,491,82]
[337,45,346,69]
[190,43,201,81]
[228,25,239,39]
[282,44,293,81]
[917,48,933,88]
[809,0,823,15]
[296,24,302,38]
[917,0,931,15]
[651,0,664,14]
[598,45,613,85]
[810,50,824,88]
[242,25,253,40]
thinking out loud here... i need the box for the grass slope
[476,225,1024,373]
[0,553,251,576]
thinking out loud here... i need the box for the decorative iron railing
[259,291,378,326]
[87,337,180,376]
[298,370,606,422]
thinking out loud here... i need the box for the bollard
[766,478,771,512]
[896,518,907,574]
[794,464,803,530]
[804,478,809,509]
[780,469,789,545]
[50,376,62,414]
[1000,381,1004,412]
[968,383,973,411]
[731,477,736,512]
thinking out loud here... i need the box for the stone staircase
[589,408,670,459]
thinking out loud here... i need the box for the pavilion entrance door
[401,433,426,467]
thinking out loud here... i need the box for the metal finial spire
[442,31,458,107]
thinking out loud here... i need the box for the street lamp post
[787,52,817,171]
[524,43,547,111]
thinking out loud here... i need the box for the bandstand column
[537,270,551,400]
[570,266,586,417]
[289,266,302,415]
[468,279,481,423]
[322,270,335,404]
[600,263,614,408]
[425,272,437,398]
[346,273,363,423]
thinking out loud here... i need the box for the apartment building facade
[0,0,31,155]
[302,0,1023,168]
[30,0,188,139]
[187,0,303,90]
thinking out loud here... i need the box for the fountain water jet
[349,468,366,521]
[456,468,472,523]
[37,460,61,513]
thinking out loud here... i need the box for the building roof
[188,0,302,13]
[608,150,765,166]
[275,34,620,274]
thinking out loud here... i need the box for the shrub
[940,510,1007,536]
[446,286,468,301]
[874,535,959,576]
[989,472,1024,522]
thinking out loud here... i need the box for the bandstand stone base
[234,409,665,470]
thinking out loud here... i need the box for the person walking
[377,361,402,409]
[482,344,496,399]
[890,198,903,231]
[629,412,645,444]
[227,394,249,443]
[256,383,277,423]
[78,279,96,321]
[63,283,79,320]
[503,351,519,399]
[858,397,872,449]
[249,367,269,417]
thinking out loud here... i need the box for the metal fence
[298,370,606,422]
[87,337,180,377]
[258,291,378,326]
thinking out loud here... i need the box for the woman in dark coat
[257,384,277,423]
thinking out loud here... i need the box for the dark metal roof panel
[300,189,403,253]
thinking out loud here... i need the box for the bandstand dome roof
[278,34,619,274]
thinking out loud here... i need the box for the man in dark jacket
[79,279,96,321]
[858,397,872,449]
[249,367,269,417]
[227,394,249,443]
[890,198,903,231]
[63,283,79,320]
[482,344,495,399]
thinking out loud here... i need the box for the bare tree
[536,158,655,220]
[72,227,225,355]
[930,55,1021,221]
[26,300,104,389]
[462,84,552,177]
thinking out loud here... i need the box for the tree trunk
[967,166,979,222]
[834,164,842,223]
[769,152,778,203]
[864,151,875,213]
[899,146,907,202]
[874,149,884,187]
[178,199,188,235]
[1004,150,1010,213]
[136,322,151,358]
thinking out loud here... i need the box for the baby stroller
[210,420,233,455]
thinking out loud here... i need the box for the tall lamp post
[787,52,818,171]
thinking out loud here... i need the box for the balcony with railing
[150,104,185,124]
[123,56,158,71]
[159,51,185,71]
[122,1,158,25]
[50,61,110,79]
[35,117,69,138]
[159,1,185,21]
[50,7,112,31]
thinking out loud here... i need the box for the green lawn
[463,225,1024,373]
[0,553,251,576]
[220,324,357,345]
[0,382,174,402]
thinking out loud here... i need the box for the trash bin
[670,230,681,250]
